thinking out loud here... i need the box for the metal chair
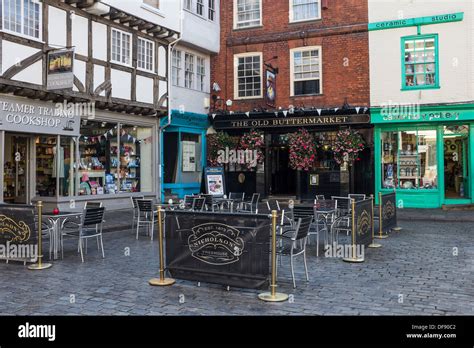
[183,195,195,209]
[229,192,245,210]
[266,199,281,212]
[130,196,144,233]
[239,193,260,213]
[315,195,325,200]
[313,199,337,248]
[276,216,312,288]
[348,194,366,202]
[329,216,352,246]
[84,201,103,208]
[191,197,206,212]
[136,199,157,240]
[331,196,353,235]
[201,194,219,212]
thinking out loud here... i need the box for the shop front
[211,109,373,200]
[373,103,474,208]
[0,95,158,211]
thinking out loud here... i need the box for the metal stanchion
[258,210,288,302]
[28,201,52,270]
[368,195,382,248]
[149,205,175,286]
[374,192,388,239]
[343,199,364,263]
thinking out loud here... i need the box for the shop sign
[353,198,373,247]
[204,167,225,196]
[371,104,474,124]
[47,48,75,90]
[265,69,276,107]
[368,12,464,31]
[213,114,370,130]
[0,95,81,136]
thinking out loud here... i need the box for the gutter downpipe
[158,3,183,203]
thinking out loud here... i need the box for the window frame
[196,56,206,92]
[289,0,321,23]
[184,52,195,89]
[401,34,440,91]
[137,37,155,73]
[196,0,204,16]
[208,0,216,21]
[233,0,262,30]
[172,49,182,87]
[184,0,193,11]
[1,0,42,41]
[290,45,323,97]
[233,51,263,100]
[110,28,133,67]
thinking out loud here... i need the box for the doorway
[268,142,296,195]
[3,134,31,204]
[444,125,469,200]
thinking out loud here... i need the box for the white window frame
[1,0,42,41]
[208,0,216,21]
[290,46,323,96]
[196,0,204,16]
[111,28,132,67]
[289,0,321,23]
[196,56,206,91]
[184,0,193,11]
[137,37,155,73]
[172,49,182,86]
[233,0,262,30]
[234,52,263,100]
[184,53,195,89]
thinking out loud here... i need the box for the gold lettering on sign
[0,215,31,242]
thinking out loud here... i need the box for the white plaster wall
[159,80,167,107]
[1,41,40,74]
[158,46,166,77]
[182,5,220,54]
[73,59,86,92]
[111,69,131,99]
[136,75,154,104]
[48,6,67,47]
[93,65,106,96]
[368,0,473,106]
[72,14,89,56]
[14,61,42,85]
[92,21,107,61]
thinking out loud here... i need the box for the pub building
[0,0,179,210]
[210,107,374,200]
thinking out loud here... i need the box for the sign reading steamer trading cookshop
[0,95,81,136]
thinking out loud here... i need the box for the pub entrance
[267,133,296,196]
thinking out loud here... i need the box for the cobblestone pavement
[0,219,473,316]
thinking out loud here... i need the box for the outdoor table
[214,198,234,212]
[42,211,83,260]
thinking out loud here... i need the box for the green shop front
[373,103,474,208]
[161,111,209,201]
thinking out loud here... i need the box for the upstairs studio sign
[368,12,464,31]
[213,114,370,130]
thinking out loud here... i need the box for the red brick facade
[211,0,370,112]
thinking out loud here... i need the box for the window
[290,0,320,22]
[2,0,41,39]
[184,0,192,10]
[172,50,182,86]
[197,57,206,91]
[143,0,159,8]
[208,0,215,21]
[111,29,132,65]
[291,46,322,96]
[381,129,438,190]
[196,0,204,16]
[234,0,261,29]
[137,37,154,72]
[185,53,195,89]
[234,53,262,98]
[402,34,439,90]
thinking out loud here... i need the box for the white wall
[369,0,474,106]
[182,3,220,54]
[111,69,132,99]
[48,6,67,47]
[92,22,107,61]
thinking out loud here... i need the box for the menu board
[182,141,196,172]
[204,167,225,196]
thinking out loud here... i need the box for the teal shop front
[161,111,209,201]
[372,103,474,208]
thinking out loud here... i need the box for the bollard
[149,205,175,286]
[368,195,382,248]
[374,192,388,239]
[343,199,364,263]
[28,201,52,270]
[258,210,288,302]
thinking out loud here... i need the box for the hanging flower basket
[332,129,366,166]
[206,132,238,166]
[239,129,264,169]
[288,128,317,171]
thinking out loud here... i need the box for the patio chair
[266,199,281,212]
[329,216,353,246]
[315,195,325,200]
[136,199,157,240]
[191,197,206,212]
[313,199,338,247]
[130,196,144,233]
[84,201,103,208]
[183,195,195,209]
[238,193,260,213]
[201,194,219,212]
[276,216,312,288]
[331,196,353,235]
[229,192,245,210]
[348,194,366,202]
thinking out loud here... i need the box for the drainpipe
[158,3,183,203]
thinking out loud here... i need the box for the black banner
[165,211,271,289]
[381,192,397,233]
[0,204,37,262]
[352,198,373,247]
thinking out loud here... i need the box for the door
[3,134,30,204]
[443,126,469,200]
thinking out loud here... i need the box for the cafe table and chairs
[229,192,245,210]
[331,196,353,236]
[130,196,144,234]
[136,199,158,240]
[42,210,84,260]
[213,196,235,212]
[313,199,337,249]
[238,193,260,214]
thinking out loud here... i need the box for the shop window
[36,136,57,197]
[402,34,439,90]
[58,137,77,197]
[234,52,262,99]
[381,129,438,190]
[2,0,41,40]
[291,46,321,96]
[234,0,261,29]
[290,0,321,22]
